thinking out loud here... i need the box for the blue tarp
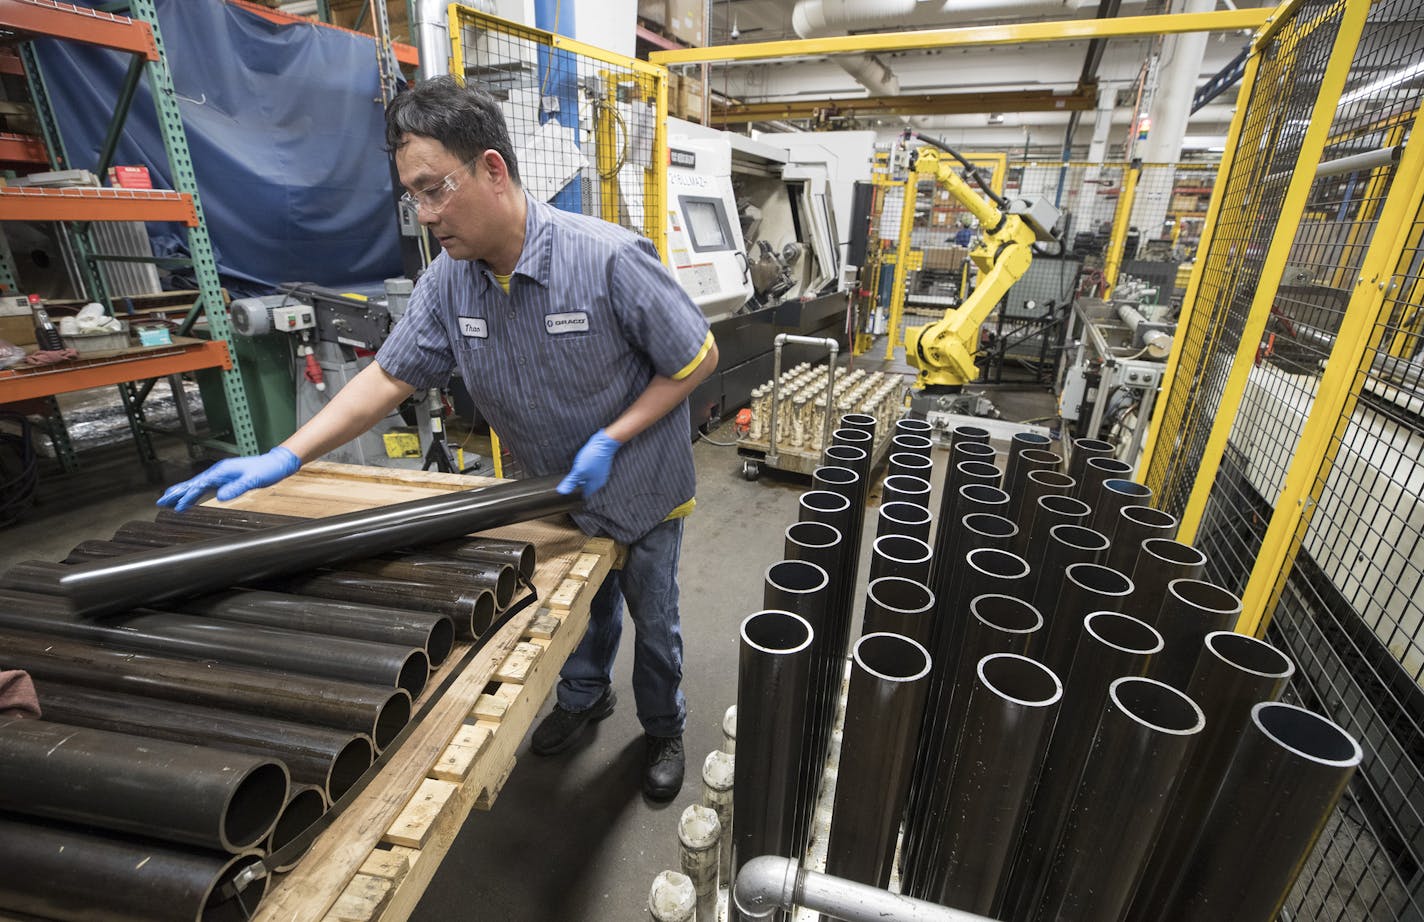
[35,0,402,295]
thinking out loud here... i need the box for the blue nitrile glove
[557,429,622,497]
[157,446,302,512]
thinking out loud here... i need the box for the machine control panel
[271,304,315,332]
[1119,360,1163,388]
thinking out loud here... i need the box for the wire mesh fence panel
[449,9,666,248]
[1144,0,1351,515]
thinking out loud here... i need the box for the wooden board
[219,462,616,922]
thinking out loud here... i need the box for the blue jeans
[556,517,687,737]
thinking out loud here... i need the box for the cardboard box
[637,0,669,28]
[0,313,36,348]
[667,0,704,45]
[921,245,969,272]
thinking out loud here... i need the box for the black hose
[908,130,1009,208]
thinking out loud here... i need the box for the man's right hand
[157,446,302,512]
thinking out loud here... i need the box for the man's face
[394,135,495,262]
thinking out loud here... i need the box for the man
[158,76,717,801]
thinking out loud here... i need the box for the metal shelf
[0,0,158,60]
[0,338,230,403]
[0,131,45,164]
[0,186,197,224]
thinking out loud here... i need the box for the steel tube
[831,427,873,452]
[1013,470,1075,558]
[807,469,863,669]
[1041,562,1133,678]
[1088,478,1154,538]
[1128,538,1206,629]
[0,716,288,854]
[1149,578,1243,690]
[950,439,997,472]
[1003,612,1163,922]
[736,856,994,922]
[1028,525,1110,656]
[1002,432,1052,513]
[888,451,935,482]
[1034,678,1206,922]
[58,474,577,617]
[1077,455,1133,505]
[862,577,935,646]
[33,680,375,798]
[1128,632,1295,917]
[0,630,410,746]
[1067,438,1115,485]
[420,536,537,579]
[869,534,933,585]
[891,433,934,460]
[1023,495,1093,566]
[876,501,933,543]
[823,445,871,583]
[267,784,327,873]
[0,815,268,922]
[784,519,845,808]
[762,560,831,858]
[1162,702,1362,922]
[1006,448,1062,524]
[932,654,1062,915]
[882,474,933,509]
[0,582,430,697]
[947,424,991,454]
[826,633,933,888]
[733,610,814,921]
[1105,505,1179,575]
[842,412,879,440]
[895,417,934,440]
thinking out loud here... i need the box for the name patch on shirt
[545,311,590,335]
[459,317,488,339]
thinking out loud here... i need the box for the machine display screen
[680,196,735,253]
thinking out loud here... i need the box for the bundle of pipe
[54,474,576,617]
[931,654,1062,916]
[1031,678,1205,921]
[761,561,831,858]
[1028,526,1110,658]
[1148,579,1244,690]
[1002,612,1164,922]
[732,610,814,922]
[909,593,1043,897]
[1001,432,1052,515]
[1104,505,1178,574]
[0,814,268,922]
[1005,449,1062,524]
[1128,631,1295,917]
[56,541,497,640]
[1159,703,1362,922]
[824,632,932,888]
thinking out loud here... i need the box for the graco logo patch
[545,311,590,334]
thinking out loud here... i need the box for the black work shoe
[643,733,685,801]
[530,688,616,756]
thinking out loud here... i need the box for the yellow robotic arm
[903,146,1059,391]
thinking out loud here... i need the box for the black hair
[385,76,521,185]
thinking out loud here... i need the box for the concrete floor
[0,358,1057,922]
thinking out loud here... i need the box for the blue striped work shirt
[376,193,711,544]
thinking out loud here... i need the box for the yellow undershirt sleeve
[671,331,715,381]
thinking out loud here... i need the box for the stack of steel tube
[0,477,566,921]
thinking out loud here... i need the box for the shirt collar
[474,191,552,290]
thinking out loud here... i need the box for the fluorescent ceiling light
[1339,61,1424,107]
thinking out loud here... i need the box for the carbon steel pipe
[703,750,736,886]
[889,452,935,482]
[826,632,933,888]
[1013,471,1075,558]
[843,412,879,438]
[420,536,537,579]
[1105,505,1179,575]
[733,609,814,920]
[0,815,268,922]
[930,476,1006,599]
[932,654,1062,916]
[1128,632,1295,918]
[909,595,1044,897]
[895,417,935,440]
[806,470,863,666]
[1161,703,1362,922]
[33,680,375,798]
[797,491,853,530]
[869,534,933,585]
[1023,495,1093,566]
[0,630,410,745]
[1034,677,1205,922]
[876,501,933,544]
[1077,456,1133,505]
[891,433,934,461]
[1006,449,1062,525]
[1002,432,1052,512]
[58,474,577,617]
[0,716,288,854]
[1028,525,1110,649]
[862,577,935,647]
[763,560,831,858]
[823,444,871,568]
[949,454,1000,493]
[341,556,516,609]
[163,589,454,668]
[951,483,1011,522]
[831,427,873,451]
[0,582,430,697]
[61,540,497,640]
[1088,478,1154,539]
[1149,579,1243,690]
[1067,438,1115,486]
[784,519,846,801]
[1129,538,1206,629]
[1002,612,1163,922]
[1041,562,1133,679]
[947,424,991,454]
[882,474,933,509]
[267,783,327,873]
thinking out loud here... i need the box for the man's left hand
[558,429,622,497]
